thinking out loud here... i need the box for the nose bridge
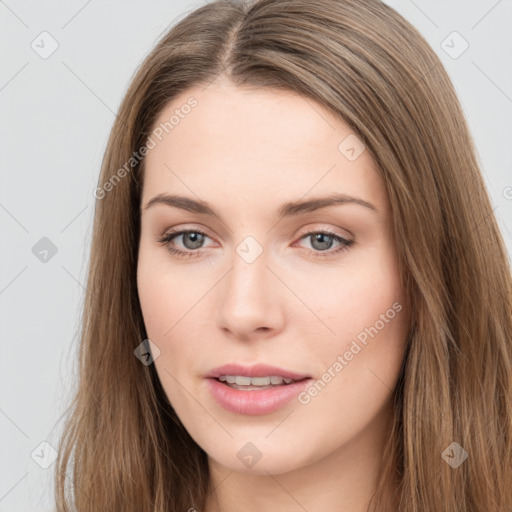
[216,235,282,335]
[226,238,270,308]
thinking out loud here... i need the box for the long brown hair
[54,0,512,510]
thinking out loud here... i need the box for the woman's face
[137,79,410,476]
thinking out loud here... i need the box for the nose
[216,247,285,341]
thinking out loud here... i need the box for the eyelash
[157,228,354,259]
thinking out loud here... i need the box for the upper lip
[207,363,311,381]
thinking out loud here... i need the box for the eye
[296,230,354,258]
[157,228,354,259]
[157,229,212,259]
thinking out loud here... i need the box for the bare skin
[137,77,410,512]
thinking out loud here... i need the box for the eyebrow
[143,193,378,220]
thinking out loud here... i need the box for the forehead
[141,81,387,215]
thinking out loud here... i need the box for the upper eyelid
[162,223,353,240]
[165,228,216,244]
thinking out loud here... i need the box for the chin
[203,437,318,476]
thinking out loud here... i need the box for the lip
[206,376,313,415]
[207,363,310,381]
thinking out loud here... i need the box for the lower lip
[206,377,313,415]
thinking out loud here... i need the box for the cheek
[309,246,405,339]
[136,245,200,340]
[308,248,408,392]
[137,262,170,340]
[136,250,208,380]
[297,281,407,432]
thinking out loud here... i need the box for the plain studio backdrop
[1,0,511,510]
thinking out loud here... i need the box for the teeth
[218,375,295,386]
[250,377,271,385]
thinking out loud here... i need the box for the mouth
[205,364,313,415]
[205,363,313,414]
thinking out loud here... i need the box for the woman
[54,0,512,510]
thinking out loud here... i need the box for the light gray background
[1,1,511,510]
